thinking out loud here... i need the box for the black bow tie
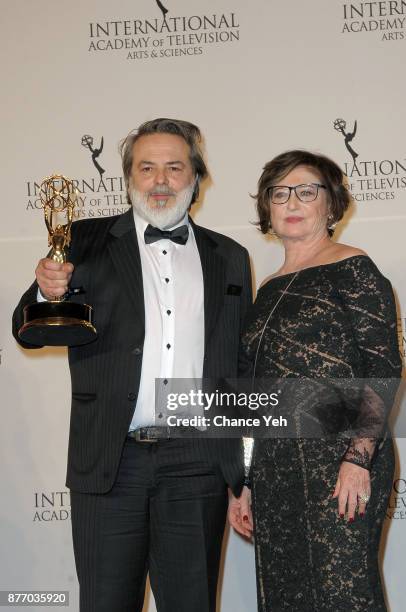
[144,224,189,245]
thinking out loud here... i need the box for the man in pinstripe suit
[13,118,252,612]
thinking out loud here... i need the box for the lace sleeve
[336,257,402,470]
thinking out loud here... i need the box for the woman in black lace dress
[228,150,402,611]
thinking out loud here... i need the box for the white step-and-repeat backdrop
[1,1,405,610]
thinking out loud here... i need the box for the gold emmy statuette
[18,174,97,346]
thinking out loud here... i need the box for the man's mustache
[148,185,176,196]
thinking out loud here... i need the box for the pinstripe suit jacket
[13,210,252,496]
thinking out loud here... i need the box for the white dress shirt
[130,209,205,429]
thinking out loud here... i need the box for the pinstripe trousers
[71,437,228,612]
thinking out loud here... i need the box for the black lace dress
[240,256,402,611]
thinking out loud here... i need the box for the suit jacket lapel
[107,209,145,336]
[191,219,226,350]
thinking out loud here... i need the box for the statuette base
[19,301,96,347]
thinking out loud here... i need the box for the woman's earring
[327,214,336,230]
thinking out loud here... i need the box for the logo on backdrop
[81,134,105,178]
[155,0,168,19]
[25,135,128,220]
[333,117,406,202]
[87,3,240,61]
[387,479,406,520]
[33,490,71,523]
[341,1,406,41]
[333,118,358,164]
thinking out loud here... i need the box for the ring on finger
[358,492,370,504]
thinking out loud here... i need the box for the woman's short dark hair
[254,150,351,235]
[119,118,208,205]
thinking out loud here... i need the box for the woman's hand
[332,461,371,521]
[228,486,253,538]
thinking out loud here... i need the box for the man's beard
[129,180,196,230]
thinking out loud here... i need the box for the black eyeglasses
[269,183,326,205]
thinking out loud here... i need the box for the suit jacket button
[128,392,136,401]
[132,347,142,355]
